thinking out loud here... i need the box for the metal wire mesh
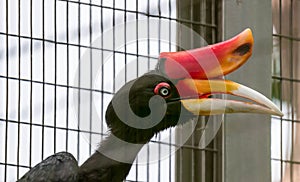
[0,0,220,181]
[175,1,221,182]
[272,0,300,181]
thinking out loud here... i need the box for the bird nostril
[233,43,251,56]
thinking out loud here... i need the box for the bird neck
[78,134,146,181]
[98,133,146,163]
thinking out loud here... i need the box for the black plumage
[18,74,190,182]
[18,152,78,181]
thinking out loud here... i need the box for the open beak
[157,28,283,116]
[176,79,283,116]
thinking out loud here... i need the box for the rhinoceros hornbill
[18,29,283,182]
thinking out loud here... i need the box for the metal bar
[54,0,57,154]
[17,0,21,179]
[135,0,139,180]
[190,1,196,181]
[278,0,283,180]
[271,158,300,165]
[29,0,33,170]
[289,0,294,180]
[0,162,31,169]
[112,0,116,93]
[158,1,162,181]
[169,129,172,182]
[65,0,70,153]
[272,76,300,83]
[89,0,93,156]
[273,33,300,42]
[4,0,9,180]
[77,0,81,162]
[100,0,104,145]
[42,0,46,162]
[124,0,127,87]
[168,0,173,181]
[272,117,300,124]
[146,0,150,181]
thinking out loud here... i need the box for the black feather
[18,152,78,182]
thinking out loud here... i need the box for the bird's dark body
[18,151,132,182]
[18,152,78,182]
[78,151,133,181]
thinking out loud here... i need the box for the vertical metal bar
[168,0,172,181]
[204,2,218,182]
[54,0,57,154]
[112,0,116,93]
[124,0,127,84]
[278,0,283,180]
[147,0,150,71]
[77,0,81,161]
[223,0,272,181]
[89,0,93,156]
[289,1,294,181]
[100,0,104,142]
[158,1,162,181]
[135,1,139,180]
[135,0,139,82]
[211,0,216,43]
[175,0,182,180]
[4,0,9,180]
[169,129,172,181]
[42,0,45,161]
[66,0,69,153]
[146,1,150,181]
[190,1,195,182]
[158,134,161,182]
[17,0,21,179]
[29,0,33,169]
[211,2,219,181]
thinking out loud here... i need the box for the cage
[0,0,298,181]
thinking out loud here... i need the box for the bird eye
[154,82,171,97]
[159,87,170,96]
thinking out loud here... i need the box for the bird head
[106,73,184,143]
[105,28,283,144]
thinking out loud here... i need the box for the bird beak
[157,28,283,116]
[157,28,254,79]
[176,79,283,116]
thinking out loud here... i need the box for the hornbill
[18,29,283,182]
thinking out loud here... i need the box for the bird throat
[78,133,146,181]
[97,133,146,164]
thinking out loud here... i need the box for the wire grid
[175,0,221,182]
[272,0,300,181]
[0,0,220,181]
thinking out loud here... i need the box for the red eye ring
[154,82,171,97]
